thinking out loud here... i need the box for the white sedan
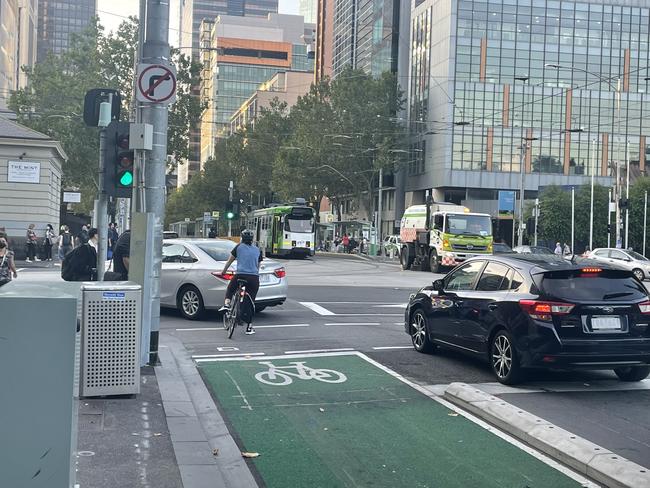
[160,238,288,320]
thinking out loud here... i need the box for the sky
[97,0,301,41]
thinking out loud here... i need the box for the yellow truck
[399,199,493,272]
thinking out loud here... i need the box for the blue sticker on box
[103,291,126,301]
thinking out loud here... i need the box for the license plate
[297,241,306,247]
[591,316,623,330]
[260,274,273,284]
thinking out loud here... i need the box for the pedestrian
[58,225,73,260]
[582,245,591,257]
[25,223,39,262]
[44,224,56,261]
[554,242,562,256]
[76,224,89,247]
[112,229,131,280]
[563,242,571,255]
[342,233,350,253]
[61,228,98,281]
[0,236,18,286]
[108,223,120,253]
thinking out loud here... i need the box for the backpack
[62,233,71,247]
[61,245,94,281]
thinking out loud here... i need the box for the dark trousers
[226,274,260,301]
[44,242,53,260]
[26,242,36,260]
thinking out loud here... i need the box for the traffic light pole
[96,124,108,281]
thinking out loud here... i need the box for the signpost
[136,64,177,104]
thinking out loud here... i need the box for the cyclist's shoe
[219,300,231,313]
[245,325,255,335]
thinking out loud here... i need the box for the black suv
[405,254,650,384]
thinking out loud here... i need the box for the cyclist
[220,229,262,335]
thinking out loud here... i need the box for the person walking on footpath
[58,225,73,260]
[112,229,131,280]
[44,224,56,261]
[554,242,562,256]
[342,233,350,253]
[0,236,18,286]
[25,223,39,262]
[563,242,571,256]
[76,224,89,248]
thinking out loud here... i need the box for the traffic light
[607,224,612,233]
[619,198,629,209]
[225,202,235,220]
[105,121,134,198]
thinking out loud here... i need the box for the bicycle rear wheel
[227,299,239,339]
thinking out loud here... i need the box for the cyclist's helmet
[241,229,254,244]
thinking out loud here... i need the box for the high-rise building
[37,0,97,62]
[299,0,317,24]
[315,0,334,80]
[198,13,315,166]
[404,0,650,245]
[0,0,37,110]
[177,0,279,188]
[331,0,408,78]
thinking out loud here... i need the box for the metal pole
[377,167,383,245]
[615,79,622,248]
[608,189,612,248]
[534,198,539,246]
[228,180,233,237]
[517,142,525,247]
[589,138,595,250]
[643,190,648,256]
[571,187,575,254]
[625,140,630,248]
[96,126,108,280]
[139,0,170,364]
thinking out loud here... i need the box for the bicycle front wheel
[311,368,348,383]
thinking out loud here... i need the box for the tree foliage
[8,17,202,213]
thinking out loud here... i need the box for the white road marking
[16,268,25,272]
[284,347,354,354]
[193,352,265,361]
[254,323,310,329]
[371,346,412,350]
[299,302,335,315]
[325,322,380,326]
[225,370,252,410]
[330,313,403,317]
[372,304,407,308]
[177,327,222,331]
[315,301,404,304]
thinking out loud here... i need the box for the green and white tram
[248,202,315,257]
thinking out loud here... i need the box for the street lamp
[545,63,623,248]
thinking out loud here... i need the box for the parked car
[381,235,401,256]
[405,254,650,384]
[163,231,179,239]
[160,238,287,320]
[586,248,650,281]
[492,242,513,254]
[512,245,554,255]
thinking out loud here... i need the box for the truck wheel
[400,247,412,270]
[429,250,440,274]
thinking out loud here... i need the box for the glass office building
[37,0,96,62]
[406,0,650,217]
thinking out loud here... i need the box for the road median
[444,382,650,488]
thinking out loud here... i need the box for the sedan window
[476,262,510,291]
[162,244,196,263]
[445,261,485,291]
[609,250,628,261]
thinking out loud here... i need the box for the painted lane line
[224,370,252,411]
[283,348,355,355]
[330,313,403,317]
[371,346,413,350]
[394,322,404,325]
[193,352,265,360]
[325,322,380,326]
[315,301,405,305]
[299,302,335,315]
[372,304,407,308]
[177,324,309,331]
[254,323,310,329]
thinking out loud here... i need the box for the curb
[315,251,400,265]
[444,383,650,488]
[157,334,258,488]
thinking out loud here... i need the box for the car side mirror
[432,279,444,291]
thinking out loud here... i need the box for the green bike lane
[198,352,590,488]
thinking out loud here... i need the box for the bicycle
[222,279,255,339]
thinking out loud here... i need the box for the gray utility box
[0,282,78,488]
[80,282,142,397]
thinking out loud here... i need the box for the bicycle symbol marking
[254,361,348,386]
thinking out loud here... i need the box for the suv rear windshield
[537,269,648,302]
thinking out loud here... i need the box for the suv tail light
[519,299,575,321]
[212,271,234,280]
[274,267,286,279]
[638,300,650,314]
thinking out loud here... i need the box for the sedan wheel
[410,310,435,353]
[633,268,644,281]
[490,330,523,385]
[178,286,205,320]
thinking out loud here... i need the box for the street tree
[538,185,572,246]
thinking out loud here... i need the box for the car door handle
[178,267,187,271]
[488,304,498,311]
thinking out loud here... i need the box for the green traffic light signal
[226,211,235,220]
[119,171,133,186]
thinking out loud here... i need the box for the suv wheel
[614,365,650,382]
[490,330,524,385]
[410,310,435,353]
[178,285,205,320]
